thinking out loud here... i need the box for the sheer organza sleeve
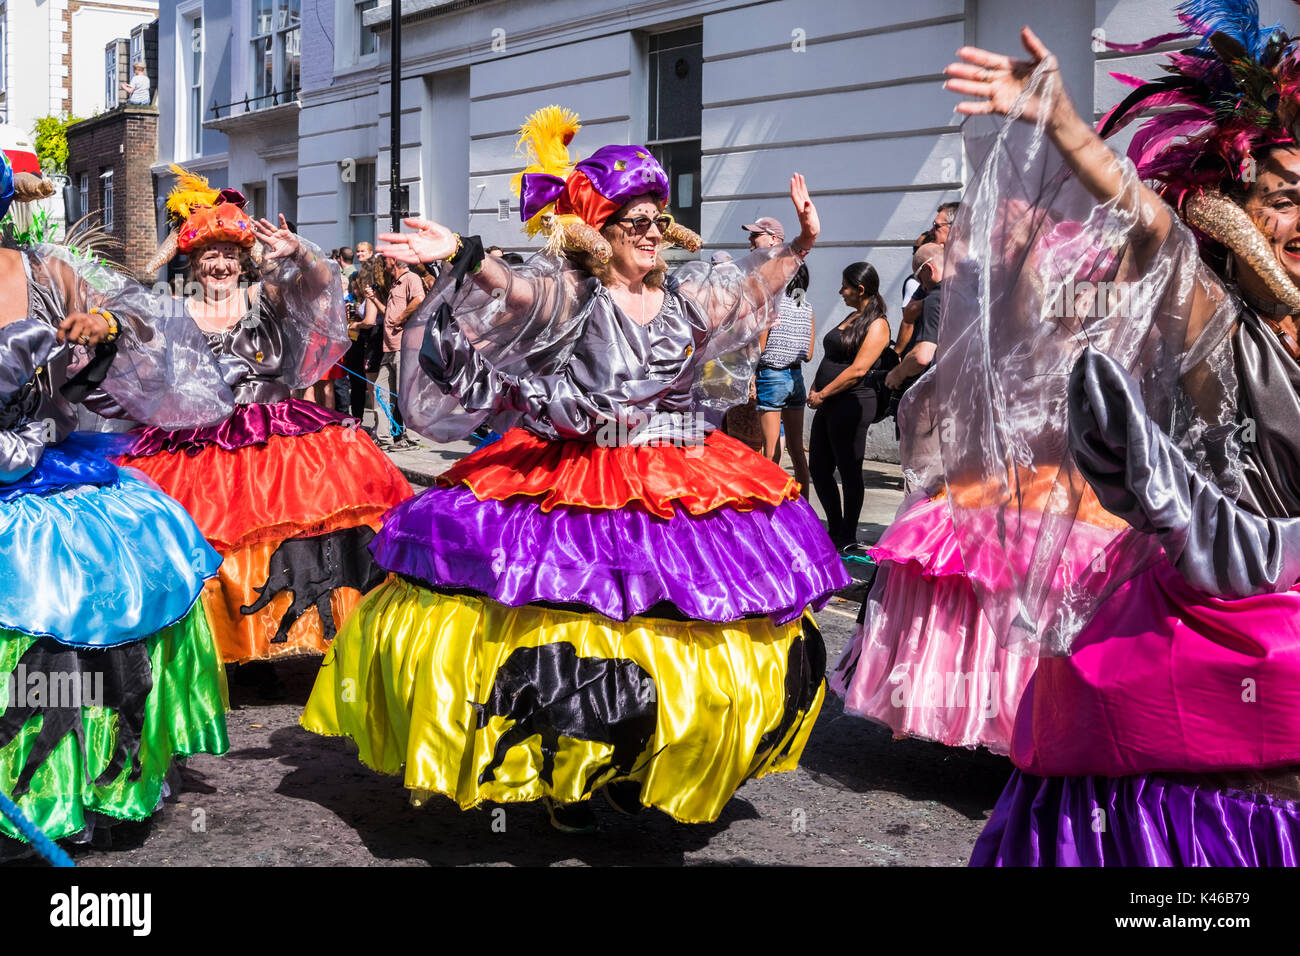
[256,238,350,389]
[28,244,235,429]
[399,251,601,442]
[674,247,801,412]
[921,64,1241,656]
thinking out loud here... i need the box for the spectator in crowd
[886,243,944,396]
[342,257,387,431]
[806,261,893,553]
[487,246,505,257]
[377,257,424,449]
[896,201,958,355]
[356,241,373,263]
[756,261,814,497]
[121,62,151,105]
[721,216,787,450]
[339,246,357,280]
[743,216,784,250]
[502,252,525,265]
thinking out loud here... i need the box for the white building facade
[0,0,157,134]
[156,0,1300,317]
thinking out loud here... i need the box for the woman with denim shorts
[756,263,814,496]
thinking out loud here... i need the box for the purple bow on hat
[217,187,248,209]
[575,146,669,207]
[519,173,567,223]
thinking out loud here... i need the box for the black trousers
[344,328,382,423]
[809,390,876,548]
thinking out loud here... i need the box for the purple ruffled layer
[971,770,1300,866]
[372,484,849,624]
[128,398,348,456]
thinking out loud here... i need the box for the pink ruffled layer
[830,559,1037,754]
[867,495,965,578]
[1013,561,1300,776]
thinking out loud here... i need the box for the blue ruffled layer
[0,432,221,646]
[0,431,134,502]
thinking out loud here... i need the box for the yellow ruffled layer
[301,577,824,824]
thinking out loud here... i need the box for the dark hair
[502,251,525,265]
[785,262,809,297]
[913,230,936,254]
[839,261,887,354]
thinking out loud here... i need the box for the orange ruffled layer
[120,426,413,552]
[201,544,378,663]
[438,427,800,518]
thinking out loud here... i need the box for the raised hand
[789,173,819,245]
[377,217,459,264]
[253,214,300,260]
[943,27,1070,127]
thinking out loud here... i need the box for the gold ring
[79,334,90,345]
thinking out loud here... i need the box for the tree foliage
[32,115,83,174]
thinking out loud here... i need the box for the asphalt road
[57,589,1011,868]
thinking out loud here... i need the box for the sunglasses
[931,218,951,231]
[612,214,674,235]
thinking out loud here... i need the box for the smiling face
[191,242,244,297]
[1240,147,1300,292]
[839,278,866,309]
[605,196,664,279]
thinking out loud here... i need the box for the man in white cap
[742,216,785,250]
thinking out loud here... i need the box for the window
[0,11,8,97]
[356,1,377,58]
[647,27,703,236]
[106,46,118,109]
[100,170,114,232]
[78,174,88,222]
[183,12,203,156]
[130,31,143,67]
[349,160,376,247]
[252,0,301,105]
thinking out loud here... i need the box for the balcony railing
[209,86,300,121]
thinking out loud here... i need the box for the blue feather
[1177,0,1285,58]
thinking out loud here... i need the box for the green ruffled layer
[0,606,228,844]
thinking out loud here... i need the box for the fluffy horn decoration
[1185,188,1300,313]
[562,220,612,264]
[144,228,181,276]
[12,173,55,203]
[662,221,702,252]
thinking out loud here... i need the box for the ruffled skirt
[120,399,413,662]
[0,434,228,847]
[829,495,1036,753]
[302,428,847,823]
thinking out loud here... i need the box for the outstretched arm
[944,27,1172,260]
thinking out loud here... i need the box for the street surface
[63,445,1013,867]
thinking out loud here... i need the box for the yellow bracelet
[90,308,119,343]
[447,233,464,261]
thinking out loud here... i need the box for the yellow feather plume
[510,106,580,237]
[165,164,220,222]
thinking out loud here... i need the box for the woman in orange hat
[117,167,411,698]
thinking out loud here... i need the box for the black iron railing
[209,86,300,120]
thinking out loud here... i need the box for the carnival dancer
[302,107,848,830]
[0,159,231,855]
[922,3,1300,865]
[117,169,411,697]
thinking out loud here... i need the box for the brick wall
[66,106,160,277]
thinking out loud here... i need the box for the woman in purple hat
[303,107,849,831]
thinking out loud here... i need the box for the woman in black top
[806,261,892,552]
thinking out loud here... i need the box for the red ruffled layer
[437,428,799,518]
[120,425,412,551]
